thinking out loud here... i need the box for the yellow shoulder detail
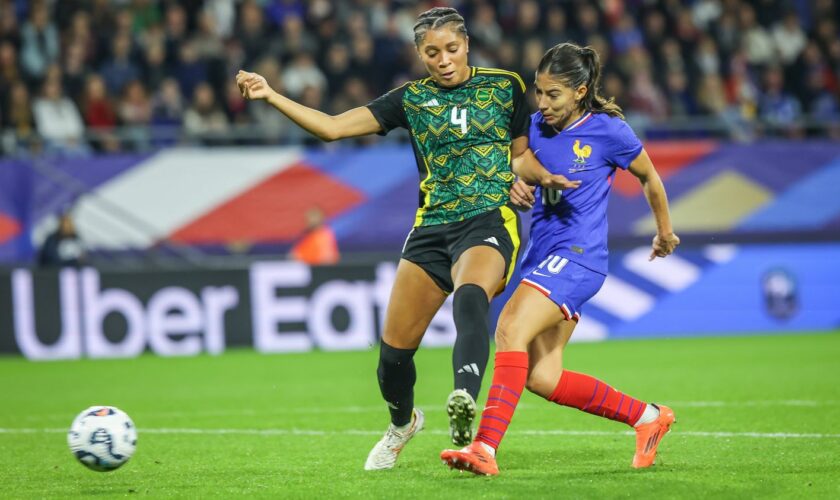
[475,67,526,93]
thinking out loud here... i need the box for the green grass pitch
[1,332,839,498]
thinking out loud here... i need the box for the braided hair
[413,7,467,46]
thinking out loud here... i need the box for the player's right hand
[236,70,274,100]
[510,178,536,210]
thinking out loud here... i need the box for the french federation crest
[568,139,593,173]
[572,139,592,164]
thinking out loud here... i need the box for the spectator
[520,38,545,82]
[543,5,568,44]
[696,73,728,117]
[758,65,802,136]
[664,70,697,117]
[151,77,184,146]
[628,66,669,122]
[277,14,319,61]
[571,3,601,44]
[62,42,89,102]
[612,13,644,55]
[38,212,85,268]
[130,0,160,35]
[642,10,668,56]
[247,57,302,143]
[4,81,37,153]
[192,11,225,61]
[0,1,19,46]
[739,4,775,67]
[32,78,88,155]
[237,0,268,65]
[0,40,20,106]
[64,10,97,65]
[322,42,352,94]
[118,79,152,150]
[203,0,236,39]
[773,12,807,66]
[349,33,375,82]
[142,41,168,92]
[712,11,740,58]
[224,79,248,125]
[290,207,339,266]
[0,0,838,145]
[174,41,207,100]
[691,0,722,31]
[81,74,118,151]
[470,3,503,50]
[19,3,59,81]
[514,0,540,40]
[100,33,140,95]
[264,0,306,29]
[183,82,228,144]
[693,35,721,76]
[163,3,189,67]
[281,52,327,99]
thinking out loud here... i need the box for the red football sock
[548,370,647,426]
[474,351,529,451]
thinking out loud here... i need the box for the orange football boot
[440,441,499,476]
[632,404,675,468]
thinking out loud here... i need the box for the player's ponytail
[413,7,467,46]
[537,43,624,119]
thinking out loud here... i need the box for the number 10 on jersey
[451,106,468,134]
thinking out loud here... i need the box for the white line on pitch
[1,428,839,439]
[15,400,838,422]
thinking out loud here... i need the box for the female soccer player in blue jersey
[237,7,573,471]
[441,42,681,475]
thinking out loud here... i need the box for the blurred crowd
[1,0,839,156]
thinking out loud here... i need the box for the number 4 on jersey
[451,106,468,134]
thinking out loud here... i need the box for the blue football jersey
[521,111,643,276]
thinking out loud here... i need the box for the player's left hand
[540,174,582,191]
[510,178,536,210]
[649,232,680,260]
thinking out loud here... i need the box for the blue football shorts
[519,256,606,321]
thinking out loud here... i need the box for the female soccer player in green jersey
[237,7,576,471]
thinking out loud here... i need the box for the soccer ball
[67,406,137,471]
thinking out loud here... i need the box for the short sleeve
[509,73,530,139]
[608,119,643,170]
[366,84,408,136]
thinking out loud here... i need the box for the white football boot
[364,408,425,470]
[446,389,477,446]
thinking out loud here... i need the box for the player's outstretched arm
[628,149,680,260]
[236,70,382,142]
[510,137,581,195]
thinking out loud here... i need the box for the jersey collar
[552,111,593,134]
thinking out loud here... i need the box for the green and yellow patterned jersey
[367,67,530,227]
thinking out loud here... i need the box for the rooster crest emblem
[572,140,592,164]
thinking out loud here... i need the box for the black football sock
[452,283,491,401]
[377,341,418,427]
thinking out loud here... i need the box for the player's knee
[525,370,554,398]
[378,340,415,366]
[453,284,490,326]
[494,318,522,351]
[377,342,416,385]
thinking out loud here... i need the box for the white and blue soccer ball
[67,406,137,471]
